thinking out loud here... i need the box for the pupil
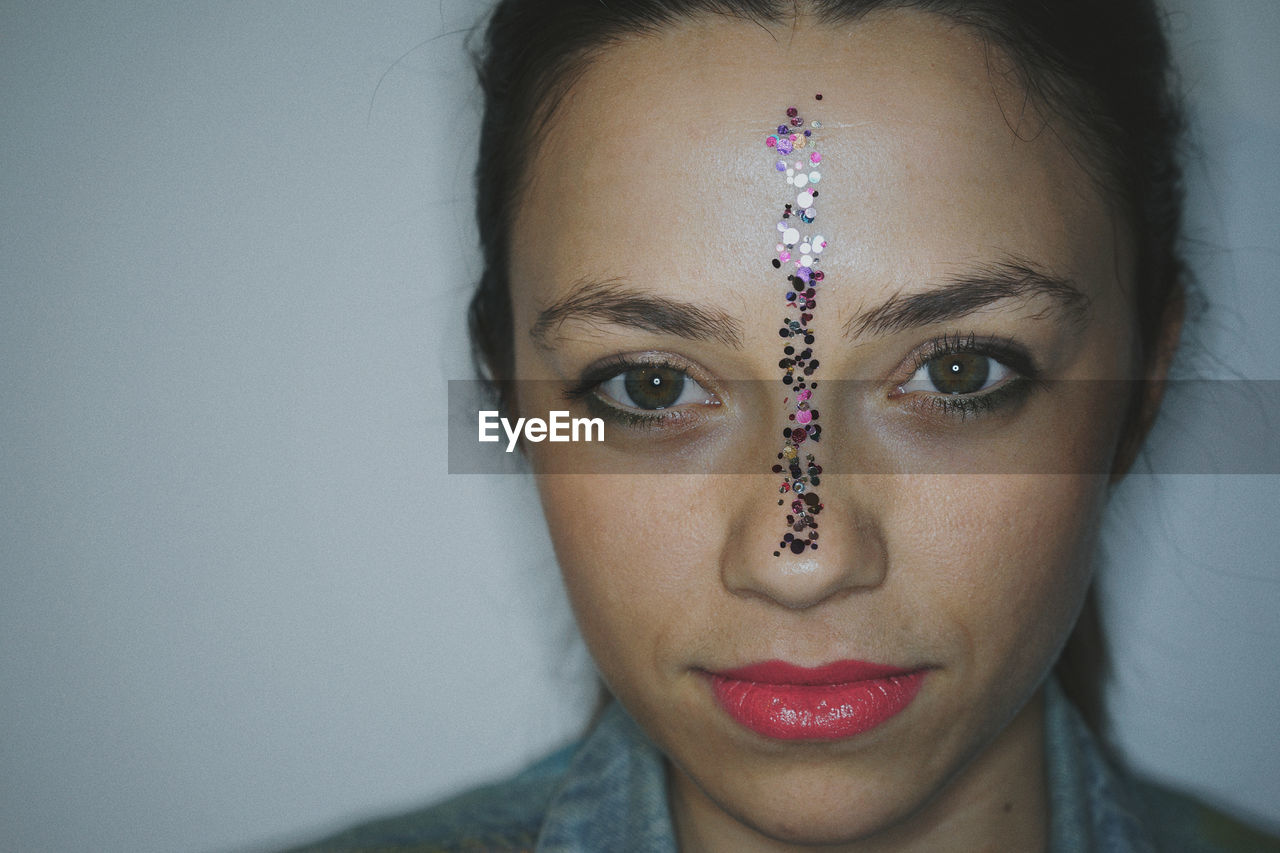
[624,366,685,409]
[928,353,989,395]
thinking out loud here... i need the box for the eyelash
[894,332,1040,419]
[565,334,1041,428]
[562,354,719,429]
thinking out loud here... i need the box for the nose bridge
[720,477,888,610]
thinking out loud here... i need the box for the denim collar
[1043,678,1158,852]
[535,702,677,852]
[536,679,1157,852]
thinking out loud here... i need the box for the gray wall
[1,2,1276,851]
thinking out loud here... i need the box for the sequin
[768,103,828,557]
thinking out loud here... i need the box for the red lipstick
[707,660,926,740]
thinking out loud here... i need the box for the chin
[732,794,913,848]
[695,759,927,848]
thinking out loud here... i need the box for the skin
[506,10,1175,852]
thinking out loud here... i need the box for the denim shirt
[292,681,1278,852]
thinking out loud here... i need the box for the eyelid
[568,352,720,396]
[886,332,1042,421]
[893,332,1039,388]
[563,352,723,425]
[899,356,1013,396]
[596,370,717,412]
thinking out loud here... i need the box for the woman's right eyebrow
[530,278,744,349]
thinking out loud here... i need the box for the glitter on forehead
[767,96,826,557]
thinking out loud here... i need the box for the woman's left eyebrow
[843,259,1091,339]
[530,278,744,348]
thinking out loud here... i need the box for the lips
[706,660,926,741]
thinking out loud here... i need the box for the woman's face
[509,10,1139,848]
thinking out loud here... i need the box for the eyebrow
[530,278,744,348]
[843,259,1091,339]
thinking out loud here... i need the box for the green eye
[621,366,686,409]
[927,353,992,395]
[593,364,716,412]
[902,351,1012,397]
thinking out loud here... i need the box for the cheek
[534,474,723,681]
[900,474,1105,674]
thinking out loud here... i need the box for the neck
[670,688,1049,853]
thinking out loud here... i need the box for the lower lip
[707,661,927,741]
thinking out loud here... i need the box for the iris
[928,352,991,395]
[622,366,686,409]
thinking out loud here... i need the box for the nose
[720,480,888,609]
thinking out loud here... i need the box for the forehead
[510,10,1121,323]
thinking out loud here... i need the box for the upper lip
[709,659,916,686]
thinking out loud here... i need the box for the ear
[1110,290,1185,482]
